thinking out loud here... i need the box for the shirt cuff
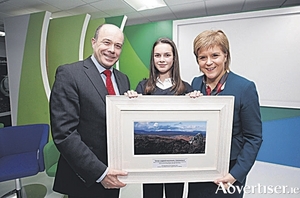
[96,167,109,183]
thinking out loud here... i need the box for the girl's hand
[124,90,140,98]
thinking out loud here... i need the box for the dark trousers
[143,183,184,198]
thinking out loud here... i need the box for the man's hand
[101,168,127,189]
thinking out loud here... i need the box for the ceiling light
[124,0,167,11]
[0,31,5,37]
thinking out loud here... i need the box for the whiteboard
[173,6,300,109]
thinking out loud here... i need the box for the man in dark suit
[50,24,130,198]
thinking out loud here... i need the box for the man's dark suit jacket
[50,56,130,197]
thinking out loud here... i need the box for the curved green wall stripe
[40,11,51,101]
[260,107,300,122]
[17,11,49,125]
[123,21,172,69]
[47,14,89,88]
[119,36,149,90]
[79,14,91,60]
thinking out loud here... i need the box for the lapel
[113,68,127,95]
[83,57,107,103]
[198,76,205,93]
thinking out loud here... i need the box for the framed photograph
[106,95,234,183]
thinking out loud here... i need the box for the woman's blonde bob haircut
[193,30,231,71]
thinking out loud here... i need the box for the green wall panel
[261,107,300,122]
[123,21,172,69]
[47,14,88,88]
[106,15,126,28]
[18,11,49,125]
[119,36,149,90]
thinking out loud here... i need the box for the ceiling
[0,0,300,32]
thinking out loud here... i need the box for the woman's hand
[186,90,203,98]
[124,90,140,98]
[214,173,237,189]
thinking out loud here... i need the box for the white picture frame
[106,95,234,183]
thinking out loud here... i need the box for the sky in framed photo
[134,121,207,155]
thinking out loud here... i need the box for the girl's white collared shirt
[156,77,172,90]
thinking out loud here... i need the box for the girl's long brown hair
[144,37,186,95]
